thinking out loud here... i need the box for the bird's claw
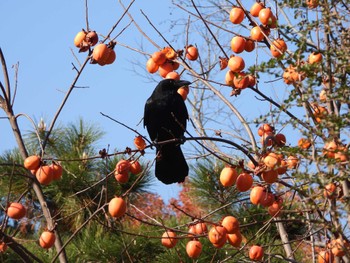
[178,136,187,145]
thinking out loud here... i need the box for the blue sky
[0,0,186,201]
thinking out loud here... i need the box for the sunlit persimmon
[228,56,245,72]
[263,152,281,169]
[250,26,265,42]
[134,135,146,151]
[39,231,56,249]
[108,197,127,218]
[50,162,63,180]
[74,30,87,49]
[270,38,288,58]
[227,231,242,247]
[6,202,26,220]
[85,31,98,46]
[165,71,180,80]
[208,225,227,247]
[219,166,238,187]
[298,138,312,150]
[36,165,54,185]
[334,145,348,162]
[158,61,174,78]
[178,86,190,100]
[92,44,116,66]
[323,183,337,199]
[230,36,246,54]
[317,250,334,263]
[259,7,273,26]
[186,45,199,61]
[261,169,278,184]
[236,172,253,192]
[286,155,299,169]
[146,58,159,74]
[249,245,264,261]
[250,185,265,205]
[24,155,41,170]
[308,52,323,64]
[151,51,167,65]
[250,2,265,17]
[114,171,129,183]
[229,7,245,24]
[162,46,177,60]
[233,72,250,89]
[186,240,202,258]
[221,215,239,234]
[130,160,142,175]
[116,159,131,174]
[161,231,177,248]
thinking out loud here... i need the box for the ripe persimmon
[85,31,98,46]
[36,166,54,185]
[250,26,266,41]
[308,52,323,64]
[298,138,312,150]
[233,72,250,89]
[146,58,159,74]
[219,166,238,187]
[229,7,245,24]
[268,199,283,217]
[115,159,131,174]
[244,38,256,52]
[6,202,26,220]
[236,173,253,192]
[151,51,167,66]
[178,86,190,100]
[51,162,63,180]
[108,197,127,218]
[228,56,245,72]
[39,231,56,249]
[230,36,246,54]
[134,135,146,151]
[323,183,337,199]
[221,215,239,234]
[261,169,279,184]
[270,38,288,58]
[259,7,273,26]
[250,185,265,205]
[114,171,129,183]
[250,2,264,17]
[227,231,242,247]
[130,160,142,175]
[24,155,41,170]
[158,61,174,78]
[263,152,281,169]
[92,44,116,66]
[161,231,177,248]
[165,71,180,80]
[317,250,334,263]
[74,30,87,48]
[208,225,227,247]
[186,45,199,61]
[249,245,264,261]
[186,240,202,258]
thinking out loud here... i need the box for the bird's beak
[175,80,191,88]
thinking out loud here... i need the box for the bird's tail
[155,144,188,184]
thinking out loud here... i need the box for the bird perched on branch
[144,79,191,184]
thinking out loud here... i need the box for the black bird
[144,79,191,184]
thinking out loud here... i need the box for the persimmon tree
[1,0,350,262]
